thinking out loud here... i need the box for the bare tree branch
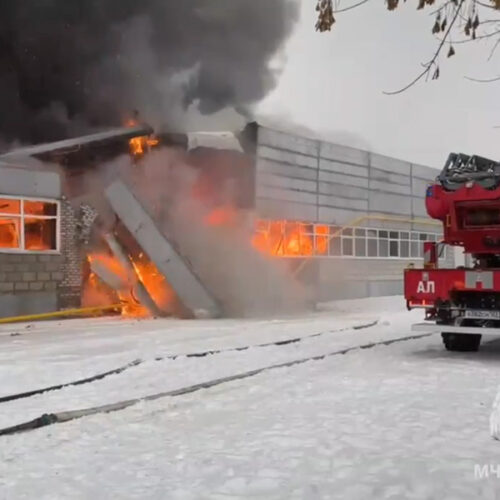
[315,0,500,93]
[383,0,466,95]
[333,0,371,14]
[476,0,499,10]
[435,28,500,44]
[488,35,500,57]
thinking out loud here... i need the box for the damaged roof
[0,124,153,163]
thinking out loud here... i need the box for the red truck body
[403,153,500,351]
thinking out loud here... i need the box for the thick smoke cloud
[0,0,298,145]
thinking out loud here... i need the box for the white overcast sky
[257,0,500,168]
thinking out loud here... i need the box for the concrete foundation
[0,291,57,318]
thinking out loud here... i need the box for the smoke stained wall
[0,0,299,146]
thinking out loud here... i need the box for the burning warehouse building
[0,122,449,320]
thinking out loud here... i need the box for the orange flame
[129,135,159,156]
[204,206,239,227]
[131,252,175,312]
[126,119,160,157]
[315,224,329,255]
[252,221,316,257]
[85,253,148,318]
[0,218,19,249]
[84,250,174,318]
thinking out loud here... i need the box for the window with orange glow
[253,219,446,260]
[0,197,59,252]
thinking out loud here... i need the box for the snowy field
[1,296,500,499]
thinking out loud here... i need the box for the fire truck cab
[405,153,500,351]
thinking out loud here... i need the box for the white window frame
[254,219,443,260]
[0,194,61,254]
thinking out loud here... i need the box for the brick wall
[0,199,84,315]
[0,253,63,294]
[59,199,83,308]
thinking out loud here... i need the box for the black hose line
[0,360,142,404]
[0,320,378,405]
[0,332,433,437]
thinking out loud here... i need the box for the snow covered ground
[1,296,500,499]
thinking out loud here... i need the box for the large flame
[84,250,175,318]
[130,252,175,313]
[86,253,148,317]
[252,220,320,257]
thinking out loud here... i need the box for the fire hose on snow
[0,330,433,437]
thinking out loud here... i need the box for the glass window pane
[389,231,398,239]
[400,240,409,258]
[428,233,436,241]
[419,233,428,241]
[330,226,340,237]
[379,239,389,257]
[355,228,366,237]
[342,238,353,256]
[355,237,366,257]
[0,217,21,248]
[24,218,57,251]
[390,240,399,257]
[315,226,329,256]
[400,232,409,240]
[367,239,378,257]
[342,227,353,236]
[411,232,419,241]
[24,200,58,217]
[411,241,419,258]
[418,244,424,258]
[379,230,388,239]
[367,229,377,238]
[0,199,21,215]
[330,237,341,256]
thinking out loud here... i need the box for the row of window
[254,220,447,259]
[0,197,60,252]
[0,196,443,261]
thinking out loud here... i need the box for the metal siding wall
[256,130,319,221]
[0,164,61,199]
[255,126,440,230]
[254,125,446,300]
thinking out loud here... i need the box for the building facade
[253,125,449,300]
[0,124,447,318]
[0,162,81,317]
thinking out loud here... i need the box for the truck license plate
[464,309,500,320]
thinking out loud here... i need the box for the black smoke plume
[0,0,298,145]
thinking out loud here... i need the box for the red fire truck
[405,153,500,351]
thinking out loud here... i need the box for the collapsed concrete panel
[105,180,221,319]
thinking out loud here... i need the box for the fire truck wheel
[441,333,482,352]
